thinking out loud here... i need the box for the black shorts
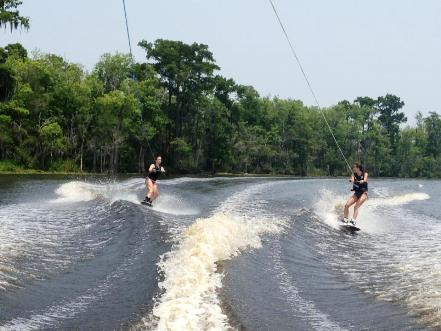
[354,190,367,199]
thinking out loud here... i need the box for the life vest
[353,173,368,192]
[148,164,161,181]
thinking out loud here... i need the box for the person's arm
[148,164,155,173]
[161,166,165,173]
[350,174,355,183]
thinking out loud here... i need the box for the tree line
[1,40,441,177]
[1,1,440,176]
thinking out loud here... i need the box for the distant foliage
[0,41,440,177]
[0,0,29,31]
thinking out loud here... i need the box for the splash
[52,180,141,204]
[151,194,199,216]
[53,181,99,202]
[140,182,284,330]
[150,213,282,330]
[314,189,430,233]
[314,189,345,228]
[369,192,429,207]
[52,179,203,217]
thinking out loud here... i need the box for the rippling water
[0,175,438,330]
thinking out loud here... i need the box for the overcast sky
[2,0,441,124]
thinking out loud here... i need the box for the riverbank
[1,162,439,180]
[1,169,440,180]
[0,169,102,176]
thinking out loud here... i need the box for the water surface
[0,175,437,330]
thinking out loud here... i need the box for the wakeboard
[140,200,152,207]
[339,220,360,232]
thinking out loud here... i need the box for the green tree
[139,39,219,139]
[39,121,66,165]
[95,89,138,173]
[202,98,232,173]
[424,112,441,158]
[395,128,423,177]
[376,94,406,148]
[2,41,441,178]
[129,66,164,173]
[0,0,29,31]
[273,99,312,175]
[0,63,14,102]
[94,53,131,93]
[0,43,27,102]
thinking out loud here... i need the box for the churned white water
[145,183,285,330]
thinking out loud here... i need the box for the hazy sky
[2,0,441,124]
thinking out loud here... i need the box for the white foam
[314,189,347,229]
[311,186,441,328]
[53,181,99,202]
[369,192,430,207]
[52,179,202,210]
[52,180,143,204]
[144,182,284,330]
[151,194,199,216]
[314,190,430,234]
[151,213,282,330]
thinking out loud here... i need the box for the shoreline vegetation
[0,166,318,177]
[1,168,438,181]
[2,1,441,178]
[2,40,441,178]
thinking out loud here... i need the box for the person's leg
[344,195,358,219]
[151,184,158,201]
[147,179,154,200]
[352,193,368,220]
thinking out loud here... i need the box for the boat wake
[136,183,285,330]
[314,189,430,233]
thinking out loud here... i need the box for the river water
[0,175,438,330]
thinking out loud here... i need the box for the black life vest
[148,164,161,181]
[353,173,368,192]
